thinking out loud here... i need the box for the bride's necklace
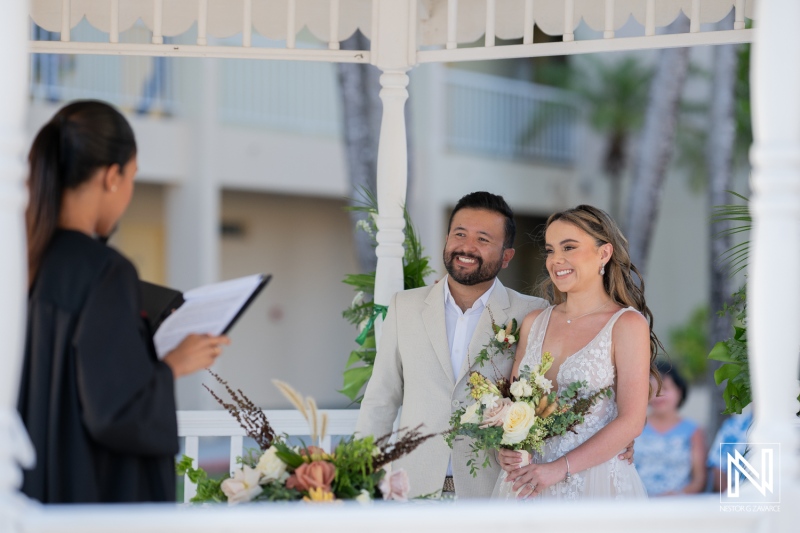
[563,301,611,324]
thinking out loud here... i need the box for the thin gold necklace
[564,301,611,324]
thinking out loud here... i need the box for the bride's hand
[497,448,526,473]
[506,459,567,499]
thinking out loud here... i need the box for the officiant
[17,100,230,503]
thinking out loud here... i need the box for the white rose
[460,402,481,424]
[501,401,537,445]
[480,393,500,409]
[355,489,372,504]
[509,380,533,399]
[221,465,263,504]
[256,446,288,482]
[495,330,507,343]
[506,334,516,345]
[535,374,553,394]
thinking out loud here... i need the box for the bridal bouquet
[178,372,437,503]
[445,352,612,476]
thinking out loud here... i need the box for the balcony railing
[445,69,578,165]
[30,29,577,164]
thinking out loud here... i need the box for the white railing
[177,409,359,503]
[445,69,578,164]
[29,21,179,115]
[218,58,341,136]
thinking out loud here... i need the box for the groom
[356,191,548,498]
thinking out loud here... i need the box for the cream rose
[256,446,288,483]
[495,330,507,343]
[460,402,481,424]
[479,397,512,428]
[509,380,533,399]
[501,401,537,445]
[506,335,516,345]
[221,465,263,504]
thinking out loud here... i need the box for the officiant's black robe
[17,230,178,503]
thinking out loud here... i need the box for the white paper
[153,273,265,359]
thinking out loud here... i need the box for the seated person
[634,361,706,495]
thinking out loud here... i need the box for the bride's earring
[599,264,605,276]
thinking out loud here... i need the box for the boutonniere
[472,307,521,369]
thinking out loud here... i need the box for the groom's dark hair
[448,191,516,249]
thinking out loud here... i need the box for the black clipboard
[221,274,271,334]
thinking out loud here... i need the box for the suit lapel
[456,280,511,384]
[422,282,456,387]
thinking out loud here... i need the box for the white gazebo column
[372,0,415,338]
[0,0,35,529]
[165,58,221,409]
[749,0,800,499]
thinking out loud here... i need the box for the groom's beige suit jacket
[356,279,548,498]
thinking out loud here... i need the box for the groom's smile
[443,208,514,287]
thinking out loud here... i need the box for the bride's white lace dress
[492,306,648,500]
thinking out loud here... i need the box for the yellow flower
[303,487,336,503]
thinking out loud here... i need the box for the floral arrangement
[178,372,437,503]
[340,188,433,402]
[445,352,612,476]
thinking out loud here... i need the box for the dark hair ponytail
[27,101,136,285]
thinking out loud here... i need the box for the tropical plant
[339,189,433,402]
[708,195,798,416]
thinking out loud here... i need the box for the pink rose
[286,460,336,492]
[480,397,513,428]
[379,468,410,501]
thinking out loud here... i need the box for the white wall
[214,190,360,409]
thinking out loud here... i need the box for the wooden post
[0,0,35,529]
[749,0,800,497]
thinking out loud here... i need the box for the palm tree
[535,56,653,220]
[625,17,692,275]
[338,31,382,274]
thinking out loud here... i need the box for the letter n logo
[726,448,773,497]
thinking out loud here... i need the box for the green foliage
[668,306,709,382]
[271,440,305,469]
[340,188,433,402]
[331,435,384,499]
[258,480,302,501]
[708,286,750,414]
[176,455,227,503]
[711,191,751,277]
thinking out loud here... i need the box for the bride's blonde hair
[538,204,664,394]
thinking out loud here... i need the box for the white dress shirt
[442,276,496,475]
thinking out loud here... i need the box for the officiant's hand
[507,459,567,499]
[164,333,230,378]
[497,448,526,473]
[618,440,635,464]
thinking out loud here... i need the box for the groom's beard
[443,249,503,286]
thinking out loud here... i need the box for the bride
[493,205,659,500]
